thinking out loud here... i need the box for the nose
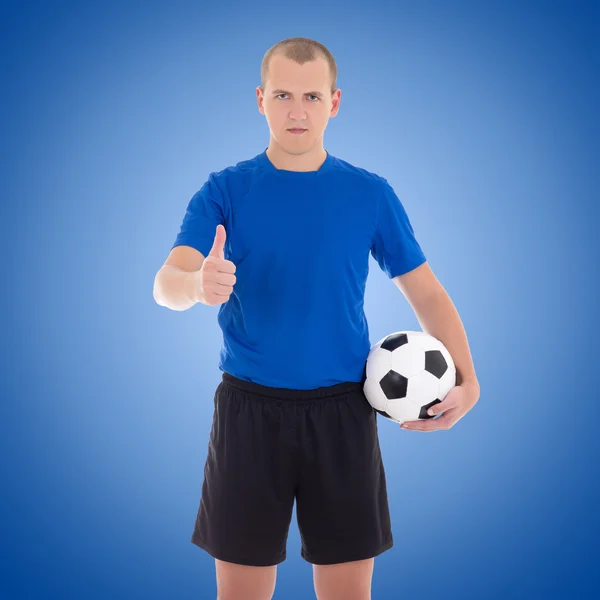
[289,99,308,121]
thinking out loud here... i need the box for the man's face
[257,54,341,152]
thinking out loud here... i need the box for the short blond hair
[261,37,338,96]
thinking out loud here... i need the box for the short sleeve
[370,180,427,278]
[171,172,225,258]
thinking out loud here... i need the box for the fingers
[212,286,234,298]
[213,259,237,274]
[200,263,236,304]
[205,271,236,286]
[208,224,226,260]
[401,413,454,431]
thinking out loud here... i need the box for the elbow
[153,271,168,308]
[152,268,193,311]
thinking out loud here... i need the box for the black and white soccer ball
[361,331,456,425]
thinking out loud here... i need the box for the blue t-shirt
[172,148,427,390]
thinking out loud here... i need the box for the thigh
[191,382,296,566]
[313,557,374,600]
[296,390,394,565]
[215,559,277,600]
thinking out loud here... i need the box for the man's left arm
[392,261,481,431]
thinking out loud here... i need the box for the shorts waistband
[221,371,363,401]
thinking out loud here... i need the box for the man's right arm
[153,246,207,311]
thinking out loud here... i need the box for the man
[154,37,480,600]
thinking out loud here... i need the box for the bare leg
[313,557,374,600]
[215,559,278,600]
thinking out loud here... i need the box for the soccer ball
[361,331,456,425]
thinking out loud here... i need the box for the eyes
[275,93,320,101]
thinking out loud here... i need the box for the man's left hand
[400,382,479,432]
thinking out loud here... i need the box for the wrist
[185,269,204,305]
[457,370,478,386]
[461,377,480,393]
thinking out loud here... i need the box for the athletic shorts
[190,371,394,566]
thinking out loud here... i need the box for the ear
[330,89,342,116]
[256,87,265,114]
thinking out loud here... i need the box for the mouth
[288,128,307,134]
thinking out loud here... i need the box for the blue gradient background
[2,1,598,598]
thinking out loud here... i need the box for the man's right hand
[197,224,237,306]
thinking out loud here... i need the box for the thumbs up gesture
[198,224,237,306]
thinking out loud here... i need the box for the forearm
[412,288,480,391]
[153,265,204,311]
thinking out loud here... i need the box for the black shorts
[190,371,394,566]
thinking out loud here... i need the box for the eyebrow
[271,89,325,98]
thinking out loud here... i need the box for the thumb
[208,224,226,259]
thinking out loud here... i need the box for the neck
[266,140,327,172]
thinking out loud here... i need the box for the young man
[154,37,480,600]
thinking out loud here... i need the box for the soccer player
[154,36,480,600]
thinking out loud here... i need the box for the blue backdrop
[2,1,598,598]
